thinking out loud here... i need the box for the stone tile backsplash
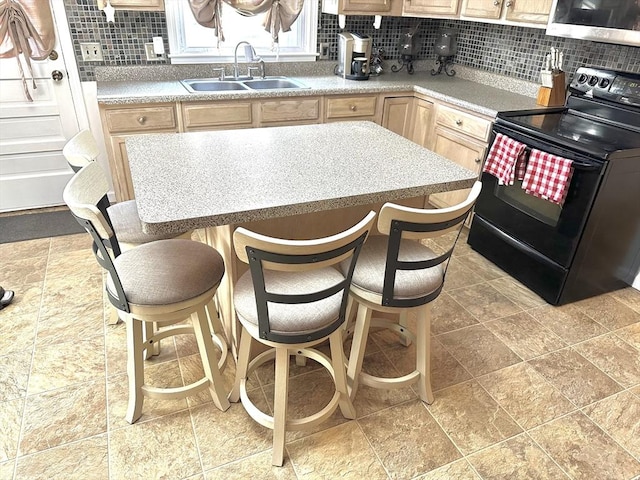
[63,0,639,83]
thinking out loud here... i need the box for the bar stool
[345,182,482,403]
[229,211,376,466]
[63,130,193,326]
[64,162,230,423]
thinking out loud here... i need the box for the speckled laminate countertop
[97,68,541,118]
[125,121,478,234]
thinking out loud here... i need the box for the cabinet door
[461,0,502,18]
[381,97,414,138]
[97,0,164,10]
[343,0,393,12]
[504,0,552,23]
[182,102,253,131]
[259,98,321,125]
[403,0,460,15]
[410,99,433,148]
[429,127,485,208]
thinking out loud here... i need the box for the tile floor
[1,228,640,480]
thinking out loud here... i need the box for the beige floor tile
[529,411,640,480]
[427,380,522,455]
[109,410,202,479]
[15,434,108,480]
[104,322,128,377]
[467,433,570,479]
[28,336,105,395]
[20,381,106,456]
[528,348,622,407]
[455,250,506,281]
[0,398,23,462]
[574,293,640,330]
[442,258,486,291]
[287,422,387,479]
[582,390,640,460]
[488,277,547,310]
[359,400,461,478]
[484,312,566,360]
[254,350,327,388]
[192,398,273,470]
[612,287,640,314]
[448,283,522,322]
[350,350,417,418]
[527,304,608,345]
[0,350,31,402]
[44,249,100,280]
[616,322,640,351]
[0,460,14,480]
[416,459,480,479]
[2,256,47,286]
[430,292,479,335]
[437,324,521,377]
[107,362,189,430]
[0,283,42,318]
[0,314,37,356]
[574,333,640,388]
[49,233,92,254]
[477,363,575,430]
[179,351,238,408]
[0,238,50,260]
[204,450,297,479]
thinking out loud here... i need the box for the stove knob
[599,78,610,89]
[588,76,599,86]
[577,73,588,84]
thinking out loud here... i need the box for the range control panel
[569,67,640,107]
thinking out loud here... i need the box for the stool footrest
[141,377,209,400]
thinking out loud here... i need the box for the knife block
[537,72,566,107]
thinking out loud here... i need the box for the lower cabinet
[410,97,434,147]
[381,95,415,138]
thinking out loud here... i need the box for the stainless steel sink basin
[181,79,249,93]
[181,77,308,93]
[242,77,309,90]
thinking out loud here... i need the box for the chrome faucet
[233,41,264,79]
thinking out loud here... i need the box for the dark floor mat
[0,210,85,244]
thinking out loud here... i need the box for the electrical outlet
[144,43,162,61]
[80,42,103,62]
[319,42,330,60]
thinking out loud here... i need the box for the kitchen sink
[181,76,308,93]
[242,77,309,90]
[181,79,249,92]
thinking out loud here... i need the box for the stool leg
[125,317,145,424]
[398,310,412,347]
[330,329,356,419]
[107,307,120,325]
[346,302,372,399]
[272,347,290,467]
[416,304,434,404]
[230,326,252,403]
[192,306,230,412]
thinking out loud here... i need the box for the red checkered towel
[522,149,574,206]
[482,133,528,185]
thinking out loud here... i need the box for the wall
[63,1,639,83]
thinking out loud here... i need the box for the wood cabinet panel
[504,0,553,23]
[381,96,414,138]
[410,98,434,148]
[322,0,401,15]
[325,95,378,120]
[403,0,460,16]
[181,102,253,130]
[259,98,321,124]
[103,105,177,133]
[97,0,164,10]
[435,104,491,142]
[461,0,502,18]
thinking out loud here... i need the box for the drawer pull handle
[350,105,357,112]
[475,158,481,163]
[455,119,462,126]
[138,116,147,124]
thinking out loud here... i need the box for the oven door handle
[571,161,601,171]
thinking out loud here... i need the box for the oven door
[473,123,606,268]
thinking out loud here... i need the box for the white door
[0,3,79,212]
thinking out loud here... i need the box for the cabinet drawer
[435,104,491,142]
[260,98,320,124]
[325,95,377,119]
[104,105,177,133]
[182,102,253,130]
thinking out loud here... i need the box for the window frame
[165,0,319,64]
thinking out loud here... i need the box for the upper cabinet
[403,0,460,16]
[461,0,552,24]
[322,0,402,15]
[96,0,164,11]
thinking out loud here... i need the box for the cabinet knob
[506,0,513,6]
[350,105,357,112]
[493,0,500,5]
[475,158,481,163]
[137,116,147,124]
[455,119,462,126]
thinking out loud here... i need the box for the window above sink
[165,0,318,64]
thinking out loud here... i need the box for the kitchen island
[125,121,477,352]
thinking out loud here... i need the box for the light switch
[152,37,165,55]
